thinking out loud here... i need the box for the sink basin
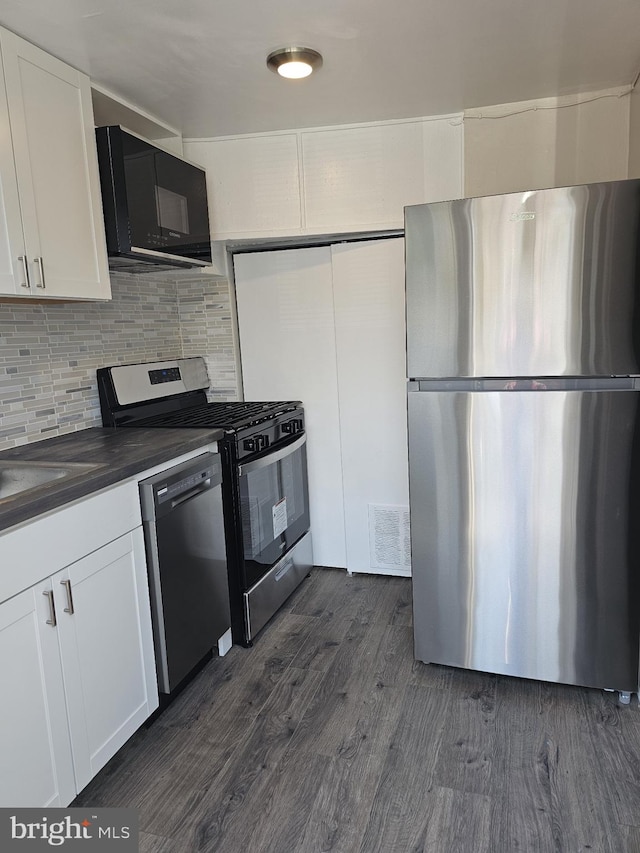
[0,461,98,501]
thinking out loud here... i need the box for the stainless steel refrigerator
[405,179,640,701]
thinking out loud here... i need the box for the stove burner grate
[133,400,300,431]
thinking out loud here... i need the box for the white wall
[464,87,631,197]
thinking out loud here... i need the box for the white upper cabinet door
[0,28,110,299]
[234,247,348,569]
[301,117,463,233]
[0,583,75,807]
[0,38,29,295]
[186,133,302,240]
[54,530,158,791]
[185,114,463,241]
[332,238,411,576]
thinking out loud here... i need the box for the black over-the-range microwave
[95,125,212,273]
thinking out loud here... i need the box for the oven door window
[239,437,310,587]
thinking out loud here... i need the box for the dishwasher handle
[170,480,212,509]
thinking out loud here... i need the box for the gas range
[127,400,304,460]
[97,357,313,647]
[97,358,303,457]
[133,400,299,431]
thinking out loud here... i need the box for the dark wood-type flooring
[74,568,640,852]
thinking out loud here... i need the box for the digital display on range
[149,367,181,385]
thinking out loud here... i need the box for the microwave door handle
[238,434,306,477]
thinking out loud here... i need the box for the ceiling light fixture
[266,47,323,79]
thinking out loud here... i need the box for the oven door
[238,434,310,588]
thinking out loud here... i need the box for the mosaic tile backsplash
[0,273,239,450]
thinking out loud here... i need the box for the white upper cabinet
[185,114,463,241]
[0,27,110,300]
[186,133,302,240]
[302,118,463,232]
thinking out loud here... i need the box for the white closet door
[234,248,347,569]
[332,238,410,576]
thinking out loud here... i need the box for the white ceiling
[1,0,640,139]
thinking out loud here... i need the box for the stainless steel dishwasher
[139,453,230,696]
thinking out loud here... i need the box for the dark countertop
[0,426,224,534]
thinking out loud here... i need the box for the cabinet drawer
[0,480,141,603]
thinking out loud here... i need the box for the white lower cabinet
[0,582,75,807]
[55,528,157,793]
[0,527,158,807]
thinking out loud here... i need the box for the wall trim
[464,85,632,121]
[184,112,464,144]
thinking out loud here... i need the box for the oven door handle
[238,433,306,476]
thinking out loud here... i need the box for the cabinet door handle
[18,256,31,289]
[43,589,57,627]
[34,257,46,289]
[60,579,75,615]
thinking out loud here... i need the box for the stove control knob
[254,434,270,451]
[281,421,294,434]
[243,438,256,451]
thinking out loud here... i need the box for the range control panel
[149,366,182,385]
[107,357,209,406]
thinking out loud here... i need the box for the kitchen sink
[0,460,98,501]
